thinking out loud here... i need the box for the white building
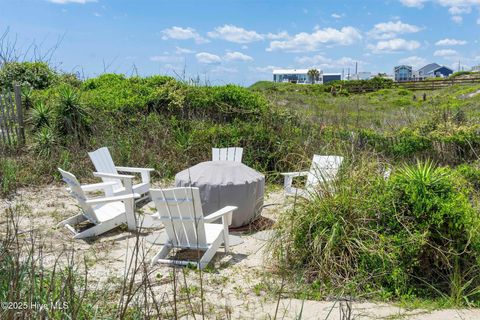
[471,65,480,73]
[272,69,341,84]
[273,69,313,84]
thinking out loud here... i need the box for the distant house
[394,65,413,82]
[471,65,480,73]
[416,63,453,80]
[322,73,342,83]
[273,69,311,84]
[272,69,340,84]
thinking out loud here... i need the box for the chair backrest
[306,155,344,187]
[212,147,243,162]
[88,147,122,191]
[150,187,207,248]
[58,168,99,224]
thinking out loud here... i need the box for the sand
[2,183,480,319]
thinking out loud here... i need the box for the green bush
[271,160,480,304]
[0,62,58,90]
[456,162,480,190]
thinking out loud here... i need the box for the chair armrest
[81,181,118,192]
[115,166,154,183]
[93,172,135,193]
[280,171,309,177]
[115,166,155,173]
[204,206,237,223]
[85,193,140,205]
[282,171,309,195]
[93,172,135,180]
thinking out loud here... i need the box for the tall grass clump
[0,158,18,197]
[271,158,480,305]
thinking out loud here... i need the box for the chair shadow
[229,215,276,235]
[168,250,249,271]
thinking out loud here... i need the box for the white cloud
[267,26,362,52]
[210,66,238,74]
[196,52,222,64]
[161,26,209,44]
[207,25,263,43]
[93,12,101,17]
[175,47,195,54]
[401,0,480,21]
[478,17,480,24]
[47,0,96,3]
[149,55,183,63]
[434,49,459,57]
[399,0,427,7]
[448,5,471,14]
[451,15,463,23]
[399,56,428,68]
[223,51,253,62]
[252,65,280,73]
[368,21,422,40]
[295,55,363,69]
[331,13,343,18]
[264,31,289,40]
[368,38,420,53]
[435,38,467,46]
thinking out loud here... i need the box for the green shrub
[0,62,57,90]
[456,162,480,190]
[271,159,480,304]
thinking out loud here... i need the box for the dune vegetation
[2,62,480,317]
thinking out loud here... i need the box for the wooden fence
[397,77,480,91]
[0,85,25,149]
[341,77,480,93]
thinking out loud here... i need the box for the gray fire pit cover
[175,161,265,228]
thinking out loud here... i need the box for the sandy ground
[2,183,480,319]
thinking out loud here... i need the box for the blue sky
[1,0,479,85]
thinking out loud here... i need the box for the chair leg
[223,230,229,253]
[199,236,223,269]
[151,245,172,267]
[57,214,86,227]
[73,216,124,239]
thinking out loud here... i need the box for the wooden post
[14,84,25,145]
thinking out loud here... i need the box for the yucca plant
[393,160,452,219]
[28,101,53,131]
[33,126,57,157]
[54,85,90,144]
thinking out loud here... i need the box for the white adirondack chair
[281,155,344,198]
[57,168,138,239]
[212,147,243,163]
[150,187,237,269]
[88,147,154,204]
